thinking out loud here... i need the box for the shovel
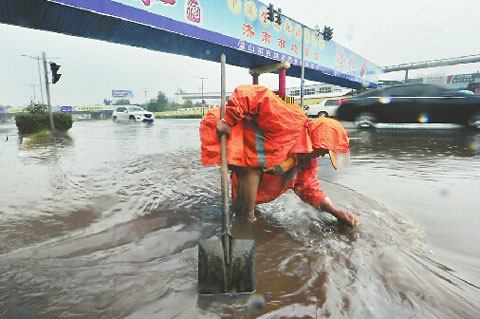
[198,54,256,294]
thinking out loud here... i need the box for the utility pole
[42,52,55,131]
[195,76,207,115]
[25,83,37,102]
[22,55,45,104]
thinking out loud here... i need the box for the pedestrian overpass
[1,0,381,93]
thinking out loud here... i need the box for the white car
[303,99,340,118]
[112,105,154,123]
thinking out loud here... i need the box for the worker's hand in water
[333,209,359,227]
[216,119,232,136]
[319,198,359,227]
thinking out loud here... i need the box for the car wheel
[317,111,329,117]
[467,112,480,129]
[112,116,117,123]
[354,112,377,129]
[129,116,136,122]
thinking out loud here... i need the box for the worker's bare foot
[233,207,257,223]
[334,209,359,227]
[237,213,256,223]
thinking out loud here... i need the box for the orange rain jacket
[200,85,311,168]
[199,84,349,208]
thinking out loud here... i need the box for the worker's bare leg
[237,167,262,222]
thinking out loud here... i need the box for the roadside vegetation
[104,90,216,119]
[15,103,73,134]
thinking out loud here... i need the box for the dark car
[336,83,480,128]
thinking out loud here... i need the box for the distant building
[173,83,351,106]
[285,83,352,105]
[173,90,233,106]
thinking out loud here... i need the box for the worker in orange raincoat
[200,85,359,226]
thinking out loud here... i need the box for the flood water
[0,119,479,318]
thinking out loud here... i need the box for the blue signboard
[49,0,381,86]
[112,90,134,98]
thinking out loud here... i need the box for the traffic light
[275,8,282,25]
[50,62,62,84]
[267,4,274,22]
[322,25,333,41]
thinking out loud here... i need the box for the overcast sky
[1,0,480,107]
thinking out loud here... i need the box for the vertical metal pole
[279,69,286,97]
[37,57,45,104]
[42,52,55,131]
[405,69,409,83]
[300,25,305,108]
[220,54,230,290]
[201,78,204,115]
[30,84,36,102]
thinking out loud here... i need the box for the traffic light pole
[269,6,332,107]
[42,52,55,131]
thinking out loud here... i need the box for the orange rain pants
[230,156,327,207]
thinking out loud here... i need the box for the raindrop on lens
[437,188,450,197]
[379,97,391,104]
[418,113,429,123]
[468,141,479,151]
[247,294,266,310]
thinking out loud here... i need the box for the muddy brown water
[0,120,479,318]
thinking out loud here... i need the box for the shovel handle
[220,54,231,264]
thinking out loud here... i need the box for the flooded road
[0,119,479,318]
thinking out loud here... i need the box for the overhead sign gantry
[1,0,382,90]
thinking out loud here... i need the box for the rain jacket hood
[308,117,350,169]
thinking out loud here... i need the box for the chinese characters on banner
[104,0,381,84]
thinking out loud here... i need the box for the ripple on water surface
[0,121,479,318]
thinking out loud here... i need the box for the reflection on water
[351,126,480,158]
[0,121,479,318]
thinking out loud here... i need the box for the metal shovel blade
[198,238,255,294]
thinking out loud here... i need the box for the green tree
[183,99,194,108]
[157,91,168,108]
[114,99,130,105]
[26,102,47,114]
[144,90,169,112]
[103,99,113,105]
[168,100,181,110]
